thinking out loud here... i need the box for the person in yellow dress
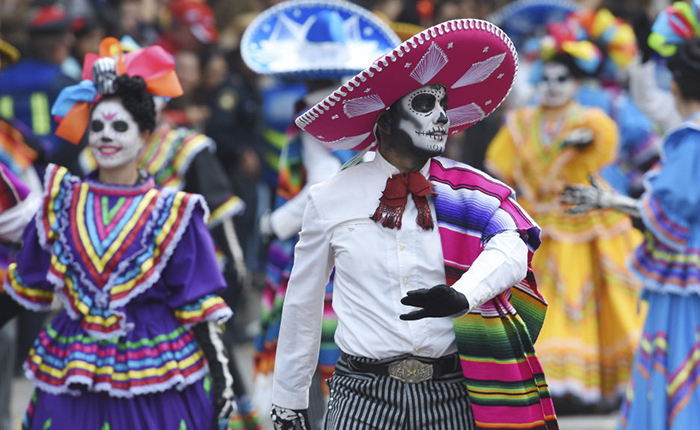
[485,45,644,412]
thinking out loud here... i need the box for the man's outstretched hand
[400,284,469,320]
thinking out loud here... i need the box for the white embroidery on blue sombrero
[447,103,485,127]
[452,53,506,89]
[410,42,449,85]
[343,94,385,118]
[240,0,401,78]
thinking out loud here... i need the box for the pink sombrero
[295,19,518,152]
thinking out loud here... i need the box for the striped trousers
[323,353,475,430]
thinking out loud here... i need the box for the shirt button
[400,242,405,251]
[403,277,408,285]
[415,348,420,353]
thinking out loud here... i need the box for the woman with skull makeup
[268,19,558,430]
[0,40,237,430]
[562,2,700,427]
[485,24,644,412]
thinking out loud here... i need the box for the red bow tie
[370,171,436,230]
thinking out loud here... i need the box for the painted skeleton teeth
[416,128,447,140]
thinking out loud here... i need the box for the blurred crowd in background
[0,0,689,429]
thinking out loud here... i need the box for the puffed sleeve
[639,128,700,250]
[163,205,233,328]
[5,220,54,310]
[571,108,619,177]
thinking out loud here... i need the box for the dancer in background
[563,2,700,427]
[555,9,661,198]
[0,41,237,430]
[485,26,644,412]
[239,1,401,427]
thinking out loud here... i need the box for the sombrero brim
[295,19,518,152]
[241,0,401,79]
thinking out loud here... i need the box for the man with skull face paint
[485,42,644,410]
[0,42,239,430]
[270,20,558,430]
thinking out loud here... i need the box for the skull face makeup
[396,84,450,156]
[89,100,144,169]
[539,62,578,108]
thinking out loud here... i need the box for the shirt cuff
[452,230,528,312]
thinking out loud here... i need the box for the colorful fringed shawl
[429,157,559,430]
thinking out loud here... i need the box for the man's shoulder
[307,162,379,218]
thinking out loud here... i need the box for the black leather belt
[340,352,462,383]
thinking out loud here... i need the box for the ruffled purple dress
[5,165,232,430]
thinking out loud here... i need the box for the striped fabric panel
[429,158,558,430]
[326,354,475,430]
[139,126,214,190]
[35,165,211,338]
[620,328,700,428]
[5,263,54,310]
[25,323,208,396]
[632,232,700,293]
[639,194,690,251]
[173,293,233,328]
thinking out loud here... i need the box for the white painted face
[397,84,450,155]
[89,99,143,169]
[539,62,578,108]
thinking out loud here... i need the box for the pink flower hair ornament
[51,37,183,144]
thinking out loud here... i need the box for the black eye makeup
[91,120,104,132]
[544,74,572,84]
[113,120,129,132]
[411,93,436,113]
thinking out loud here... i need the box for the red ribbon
[370,171,436,230]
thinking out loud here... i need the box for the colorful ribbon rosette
[649,0,700,57]
[51,37,183,144]
[536,8,637,77]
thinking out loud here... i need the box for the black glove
[191,321,236,428]
[0,293,25,329]
[400,284,469,321]
[270,404,310,430]
[561,127,594,149]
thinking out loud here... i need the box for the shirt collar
[372,149,432,179]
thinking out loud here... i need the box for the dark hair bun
[668,37,700,102]
[101,75,157,133]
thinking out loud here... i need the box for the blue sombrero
[240,0,401,79]
[487,0,581,49]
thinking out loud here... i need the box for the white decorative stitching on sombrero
[451,53,506,89]
[343,94,385,118]
[447,103,485,126]
[319,132,372,150]
[295,18,520,132]
[410,42,449,85]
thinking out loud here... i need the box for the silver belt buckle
[388,358,433,383]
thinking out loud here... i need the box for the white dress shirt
[272,151,528,409]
